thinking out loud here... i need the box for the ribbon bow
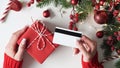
[27,20,55,50]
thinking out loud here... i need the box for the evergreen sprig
[36,0,93,20]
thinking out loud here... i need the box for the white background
[0,0,118,68]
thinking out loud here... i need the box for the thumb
[14,38,27,61]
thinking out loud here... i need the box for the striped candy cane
[100,55,120,64]
[0,1,12,23]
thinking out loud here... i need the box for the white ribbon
[27,20,55,50]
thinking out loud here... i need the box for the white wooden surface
[0,0,117,68]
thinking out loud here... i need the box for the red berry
[117,36,120,41]
[73,27,78,31]
[73,17,79,23]
[117,49,120,55]
[70,14,74,19]
[71,0,78,5]
[69,24,73,30]
[118,31,120,36]
[114,31,118,36]
[96,31,104,38]
[30,0,34,4]
[108,36,113,40]
[111,46,115,51]
[95,3,100,10]
[75,13,79,18]
[69,21,74,25]
[43,10,50,18]
[117,17,120,21]
[106,40,114,46]
[99,0,104,6]
[27,2,31,7]
[113,10,119,17]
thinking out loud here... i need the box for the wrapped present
[17,20,59,64]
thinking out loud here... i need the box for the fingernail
[20,38,26,46]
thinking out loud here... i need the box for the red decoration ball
[71,0,78,5]
[10,0,22,11]
[96,31,104,38]
[43,10,50,18]
[94,11,108,24]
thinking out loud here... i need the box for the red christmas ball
[96,31,104,38]
[10,0,22,11]
[71,0,78,5]
[43,10,50,18]
[94,11,108,24]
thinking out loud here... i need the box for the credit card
[53,27,82,48]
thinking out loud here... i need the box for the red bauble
[10,0,22,11]
[43,10,50,18]
[71,0,78,5]
[96,31,104,38]
[94,11,108,24]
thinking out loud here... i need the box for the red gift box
[17,20,59,64]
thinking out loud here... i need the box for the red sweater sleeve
[82,53,104,68]
[3,53,23,68]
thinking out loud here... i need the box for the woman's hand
[5,26,28,61]
[74,35,97,62]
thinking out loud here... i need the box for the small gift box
[17,20,59,64]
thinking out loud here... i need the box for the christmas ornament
[70,0,78,5]
[0,0,22,23]
[43,10,50,18]
[96,31,104,38]
[27,0,34,7]
[94,11,108,24]
[10,0,22,11]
